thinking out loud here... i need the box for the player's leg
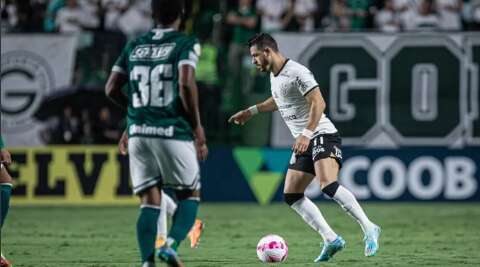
[137,187,162,267]
[167,189,200,250]
[187,218,204,248]
[0,164,13,267]
[313,134,380,256]
[156,191,177,248]
[156,190,203,249]
[128,137,164,266]
[152,139,198,266]
[157,190,197,267]
[0,165,12,229]
[284,168,338,244]
[316,158,376,232]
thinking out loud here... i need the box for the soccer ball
[256,234,288,263]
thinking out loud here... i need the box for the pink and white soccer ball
[256,234,288,263]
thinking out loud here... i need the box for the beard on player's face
[250,46,270,72]
[259,57,269,72]
[257,54,271,72]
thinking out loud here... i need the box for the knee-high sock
[291,197,338,243]
[157,192,177,239]
[137,206,160,263]
[0,183,12,228]
[168,199,199,250]
[324,182,374,233]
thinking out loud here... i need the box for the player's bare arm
[228,97,278,125]
[293,87,325,155]
[178,64,208,161]
[105,71,128,109]
[118,130,128,156]
[0,148,12,166]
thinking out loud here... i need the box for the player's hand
[0,149,12,166]
[118,130,128,155]
[292,135,310,155]
[194,126,208,161]
[228,109,253,125]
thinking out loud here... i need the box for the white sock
[291,196,338,243]
[332,185,375,233]
[141,262,155,267]
[163,192,177,216]
[157,192,178,239]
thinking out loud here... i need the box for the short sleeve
[178,38,201,69]
[112,41,133,75]
[295,67,318,96]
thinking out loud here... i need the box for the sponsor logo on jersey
[129,124,174,137]
[283,114,297,121]
[280,83,289,97]
[312,145,325,158]
[279,110,297,121]
[294,76,309,92]
[130,43,176,61]
[333,145,342,159]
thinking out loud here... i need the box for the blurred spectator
[225,0,257,110]
[53,105,81,144]
[93,107,121,144]
[116,0,153,39]
[256,0,292,32]
[102,0,129,31]
[79,0,99,15]
[394,0,421,29]
[0,0,45,32]
[56,0,99,33]
[375,0,401,32]
[406,0,440,31]
[81,123,95,144]
[44,0,64,32]
[1,0,18,33]
[197,35,223,140]
[325,0,350,31]
[292,0,318,31]
[473,0,480,29]
[436,0,462,30]
[348,0,370,30]
[80,109,95,144]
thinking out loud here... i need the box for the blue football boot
[314,236,346,262]
[364,225,381,257]
[157,246,185,267]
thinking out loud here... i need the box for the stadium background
[1,0,480,266]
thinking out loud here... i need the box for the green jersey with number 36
[113,28,201,140]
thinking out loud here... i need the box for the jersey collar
[273,58,290,77]
[152,27,175,33]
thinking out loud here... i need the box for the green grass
[2,203,480,267]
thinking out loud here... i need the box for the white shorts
[128,137,201,194]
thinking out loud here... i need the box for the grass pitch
[2,203,480,267]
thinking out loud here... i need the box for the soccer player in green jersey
[0,135,13,267]
[105,1,208,266]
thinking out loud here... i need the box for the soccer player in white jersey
[228,33,381,262]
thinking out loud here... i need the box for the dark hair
[151,0,184,26]
[247,33,279,52]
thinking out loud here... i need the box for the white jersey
[270,59,337,138]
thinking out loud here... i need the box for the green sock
[1,183,12,228]
[136,207,160,263]
[169,200,199,249]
